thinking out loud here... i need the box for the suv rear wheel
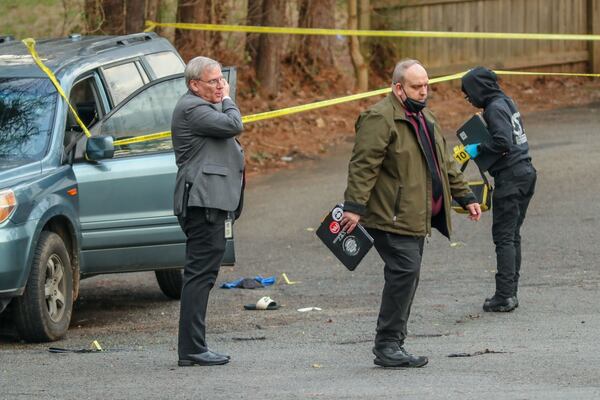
[155,269,183,299]
[14,232,73,342]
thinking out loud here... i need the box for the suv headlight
[0,189,17,224]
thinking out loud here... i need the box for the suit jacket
[171,91,244,216]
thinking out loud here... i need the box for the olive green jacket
[343,93,476,238]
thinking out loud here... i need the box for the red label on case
[329,221,341,234]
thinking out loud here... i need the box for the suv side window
[145,51,185,78]
[67,75,105,162]
[68,76,104,129]
[102,61,148,106]
[94,75,186,157]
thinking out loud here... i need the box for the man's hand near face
[222,78,230,99]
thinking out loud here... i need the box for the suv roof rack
[81,32,158,55]
[0,35,15,44]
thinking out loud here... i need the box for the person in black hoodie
[461,66,537,312]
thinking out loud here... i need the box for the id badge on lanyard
[224,216,233,239]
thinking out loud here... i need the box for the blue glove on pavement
[220,275,276,289]
[254,275,276,287]
[464,143,480,159]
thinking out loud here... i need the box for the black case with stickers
[316,204,374,271]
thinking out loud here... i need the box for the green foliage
[3,0,58,7]
[1,0,84,39]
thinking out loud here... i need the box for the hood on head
[461,66,504,108]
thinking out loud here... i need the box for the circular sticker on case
[342,236,360,256]
[331,207,343,222]
[329,221,341,234]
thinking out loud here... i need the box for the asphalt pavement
[1,104,600,399]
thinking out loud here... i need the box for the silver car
[0,33,236,342]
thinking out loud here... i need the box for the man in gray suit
[172,56,244,367]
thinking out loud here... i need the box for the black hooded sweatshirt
[461,66,531,177]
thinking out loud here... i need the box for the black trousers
[492,161,537,299]
[367,229,424,347]
[177,207,227,358]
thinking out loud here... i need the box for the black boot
[485,294,518,309]
[372,343,428,368]
[483,295,516,312]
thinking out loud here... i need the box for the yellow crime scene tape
[144,21,600,42]
[113,131,172,146]
[21,39,92,138]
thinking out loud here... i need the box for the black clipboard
[456,114,501,172]
[316,205,374,271]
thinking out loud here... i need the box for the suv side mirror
[85,136,115,161]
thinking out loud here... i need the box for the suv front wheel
[14,231,73,342]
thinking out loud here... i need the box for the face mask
[400,85,427,113]
[404,96,427,113]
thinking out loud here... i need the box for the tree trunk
[245,0,263,69]
[210,0,224,50]
[85,0,154,36]
[175,0,212,59]
[589,0,600,73]
[125,0,146,33]
[146,0,160,22]
[151,0,179,42]
[256,0,286,97]
[84,0,103,34]
[102,0,126,35]
[295,0,335,72]
[348,0,368,91]
[358,0,370,57]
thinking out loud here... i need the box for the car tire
[155,269,183,300]
[14,231,73,342]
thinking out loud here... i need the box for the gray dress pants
[367,229,425,347]
[177,207,227,359]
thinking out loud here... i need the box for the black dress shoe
[209,349,231,360]
[483,295,516,312]
[178,350,229,367]
[372,343,428,368]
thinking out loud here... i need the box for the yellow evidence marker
[453,144,471,164]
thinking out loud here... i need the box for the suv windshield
[0,77,57,162]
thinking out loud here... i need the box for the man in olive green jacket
[340,59,481,368]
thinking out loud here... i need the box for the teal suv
[0,33,237,342]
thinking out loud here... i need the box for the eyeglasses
[195,76,225,87]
